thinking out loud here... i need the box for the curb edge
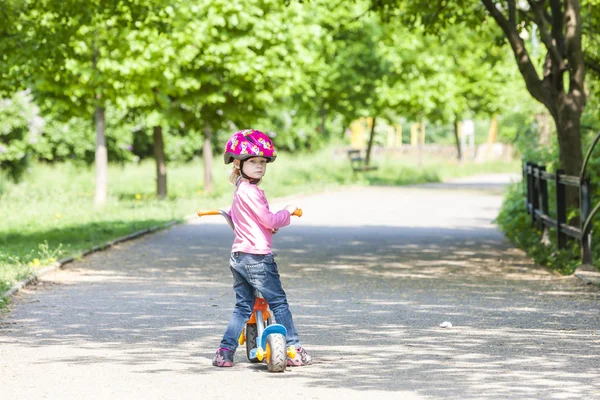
[1,218,183,302]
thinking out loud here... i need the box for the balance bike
[197,207,302,372]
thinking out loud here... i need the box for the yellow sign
[350,118,368,149]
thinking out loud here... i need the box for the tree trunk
[320,101,327,136]
[556,100,584,177]
[453,118,462,161]
[481,0,586,211]
[94,106,107,206]
[203,126,214,194]
[153,125,167,200]
[556,99,584,216]
[365,116,377,166]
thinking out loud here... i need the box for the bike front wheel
[265,333,287,372]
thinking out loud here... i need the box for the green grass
[361,152,520,185]
[0,146,519,302]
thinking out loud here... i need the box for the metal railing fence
[524,131,600,265]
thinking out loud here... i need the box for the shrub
[496,182,581,274]
[0,91,44,181]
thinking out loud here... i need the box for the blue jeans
[219,252,301,351]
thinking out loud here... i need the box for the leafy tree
[388,22,537,159]
[11,0,163,205]
[163,0,311,193]
[35,106,139,165]
[370,0,594,208]
[323,12,394,164]
[0,1,39,179]
[287,1,539,162]
[252,1,355,149]
[113,3,179,199]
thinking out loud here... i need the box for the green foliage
[582,0,600,83]
[254,111,329,152]
[323,7,393,121]
[35,116,97,163]
[582,81,600,135]
[496,182,580,274]
[24,105,144,164]
[0,0,30,96]
[497,117,600,275]
[161,0,311,133]
[497,112,536,146]
[4,0,554,167]
[496,104,600,274]
[0,91,43,181]
[162,129,201,162]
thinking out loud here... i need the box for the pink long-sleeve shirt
[230,180,291,254]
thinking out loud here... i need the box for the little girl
[212,129,312,368]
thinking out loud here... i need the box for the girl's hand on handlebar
[284,205,297,214]
[272,228,279,234]
[284,205,302,217]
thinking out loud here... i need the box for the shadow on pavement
[1,222,599,399]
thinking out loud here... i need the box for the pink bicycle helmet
[223,129,277,164]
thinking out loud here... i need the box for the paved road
[1,175,599,399]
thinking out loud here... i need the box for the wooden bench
[347,149,378,173]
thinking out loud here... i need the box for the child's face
[241,157,268,180]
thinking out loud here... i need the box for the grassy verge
[0,147,519,303]
[496,181,593,275]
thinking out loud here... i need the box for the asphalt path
[1,174,599,399]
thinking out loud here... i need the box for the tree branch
[549,0,563,50]
[507,0,516,25]
[481,0,545,104]
[564,0,585,102]
[527,0,565,72]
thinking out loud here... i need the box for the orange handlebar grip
[197,209,221,217]
[292,208,303,217]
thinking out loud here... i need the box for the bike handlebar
[196,210,222,217]
[197,208,303,218]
